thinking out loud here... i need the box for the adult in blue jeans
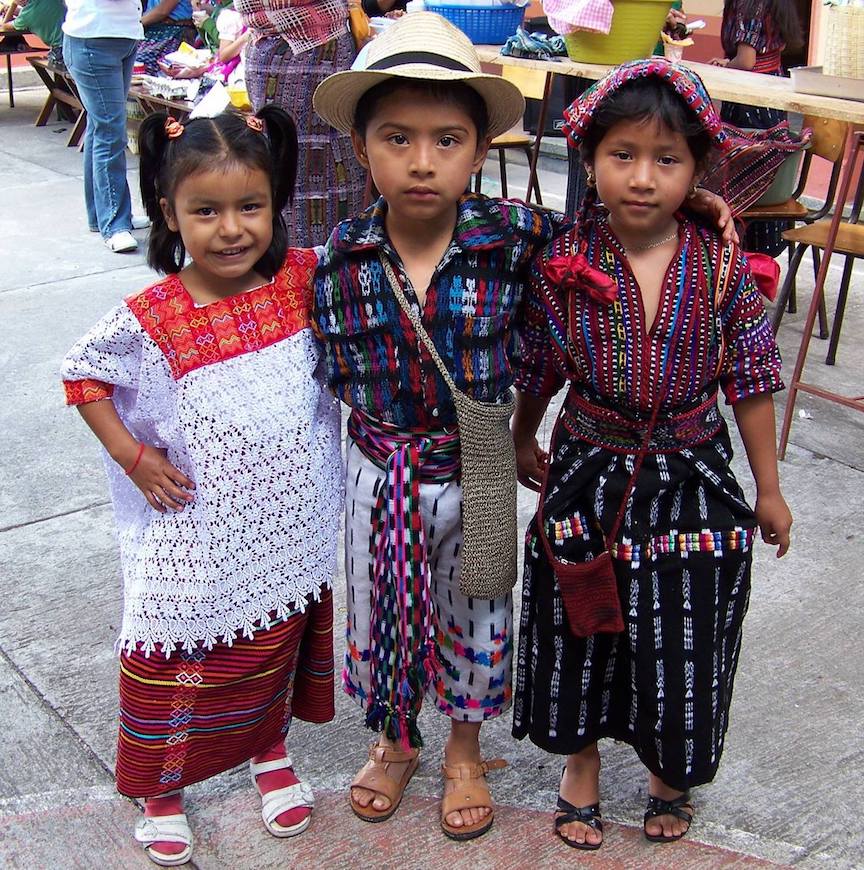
[63,0,149,252]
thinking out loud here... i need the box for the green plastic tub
[564,0,672,65]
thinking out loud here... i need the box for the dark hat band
[367,51,474,73]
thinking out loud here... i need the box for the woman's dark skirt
[245,30,366,247]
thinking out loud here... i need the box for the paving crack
[0,500,110,534]
[0,645,115,783]
[0,263,146,297]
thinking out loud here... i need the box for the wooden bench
[0,30,47,108]
[27,55,87,146]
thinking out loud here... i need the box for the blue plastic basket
[425,3,526,45]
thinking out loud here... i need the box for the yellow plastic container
[227,83,252,112]
[565,0,672,65]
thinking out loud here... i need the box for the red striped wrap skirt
[115,589,334,798]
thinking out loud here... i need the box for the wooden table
[475,47,864,125]
[0,30,46,108]
[128,86,195,121]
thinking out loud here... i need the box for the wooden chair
[473,65,553,204]
[742,115,848,337]
[774,161,864,365]
[778,130,864,459]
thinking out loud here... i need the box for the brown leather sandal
[349,743,420,823]
[440,758,507,841]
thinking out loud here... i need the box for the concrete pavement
[1,87,863,869]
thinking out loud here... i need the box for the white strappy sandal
[249,755,314,838]
[134,813,193,867]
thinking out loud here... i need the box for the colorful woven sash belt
[347,410,460,747]
[752,50,782,75]
[560,385,724,452]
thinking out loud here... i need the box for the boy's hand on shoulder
[515,436,547,492]
[754,491,792,558]
[129,445,196,513]
[686,188,740,245]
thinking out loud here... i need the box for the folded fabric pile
[500,25,566,59]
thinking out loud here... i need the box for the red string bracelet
[124,442,145,476]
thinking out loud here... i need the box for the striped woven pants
[343,439,513,726]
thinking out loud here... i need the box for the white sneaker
[105,231,138,253]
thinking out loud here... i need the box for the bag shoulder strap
[378,253,463,397]
[712,241,735,378]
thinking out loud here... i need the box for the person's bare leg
[556,744,603,847]
[645,772,693,839]
[442,720,489,829]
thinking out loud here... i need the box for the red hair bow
[744,252,780,302]
[544,254,617,304]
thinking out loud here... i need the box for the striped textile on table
[115,589,334,798]
[244,30,366,248]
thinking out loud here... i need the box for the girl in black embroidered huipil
[512,60,792,850]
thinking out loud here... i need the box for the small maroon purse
[535,396,664,638]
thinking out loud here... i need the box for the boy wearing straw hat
[312,12,557,841]
[311,11,734,840]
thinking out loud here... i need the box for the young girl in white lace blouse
[61,108,343,867]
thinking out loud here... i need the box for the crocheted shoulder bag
[380,254,517,600]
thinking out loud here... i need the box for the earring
[688,183,699,198]
[585,168,596,188]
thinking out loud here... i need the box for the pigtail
[256,104,299,212]
[138,112,169,224]
[138,112,186,274]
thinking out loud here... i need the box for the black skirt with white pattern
[512,420,757,792]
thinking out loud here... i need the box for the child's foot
[250,742,314,837]
[350,738,420,821]
[644,774,693,842]
[136,791,193,866]
[556,746,603,848]
[440,722,506,839]
[441,743,491,831]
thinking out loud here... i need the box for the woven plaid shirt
[313,193,565,429]
[235,0,347,54]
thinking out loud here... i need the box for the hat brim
[313,66,525,141]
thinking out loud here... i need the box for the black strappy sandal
[554,796,603,850]
[643,793,693,843]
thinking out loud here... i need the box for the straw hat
[313,12,525,139]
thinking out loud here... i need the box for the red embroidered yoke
[61,250,344,657]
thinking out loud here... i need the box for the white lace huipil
[61,250,344,657]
